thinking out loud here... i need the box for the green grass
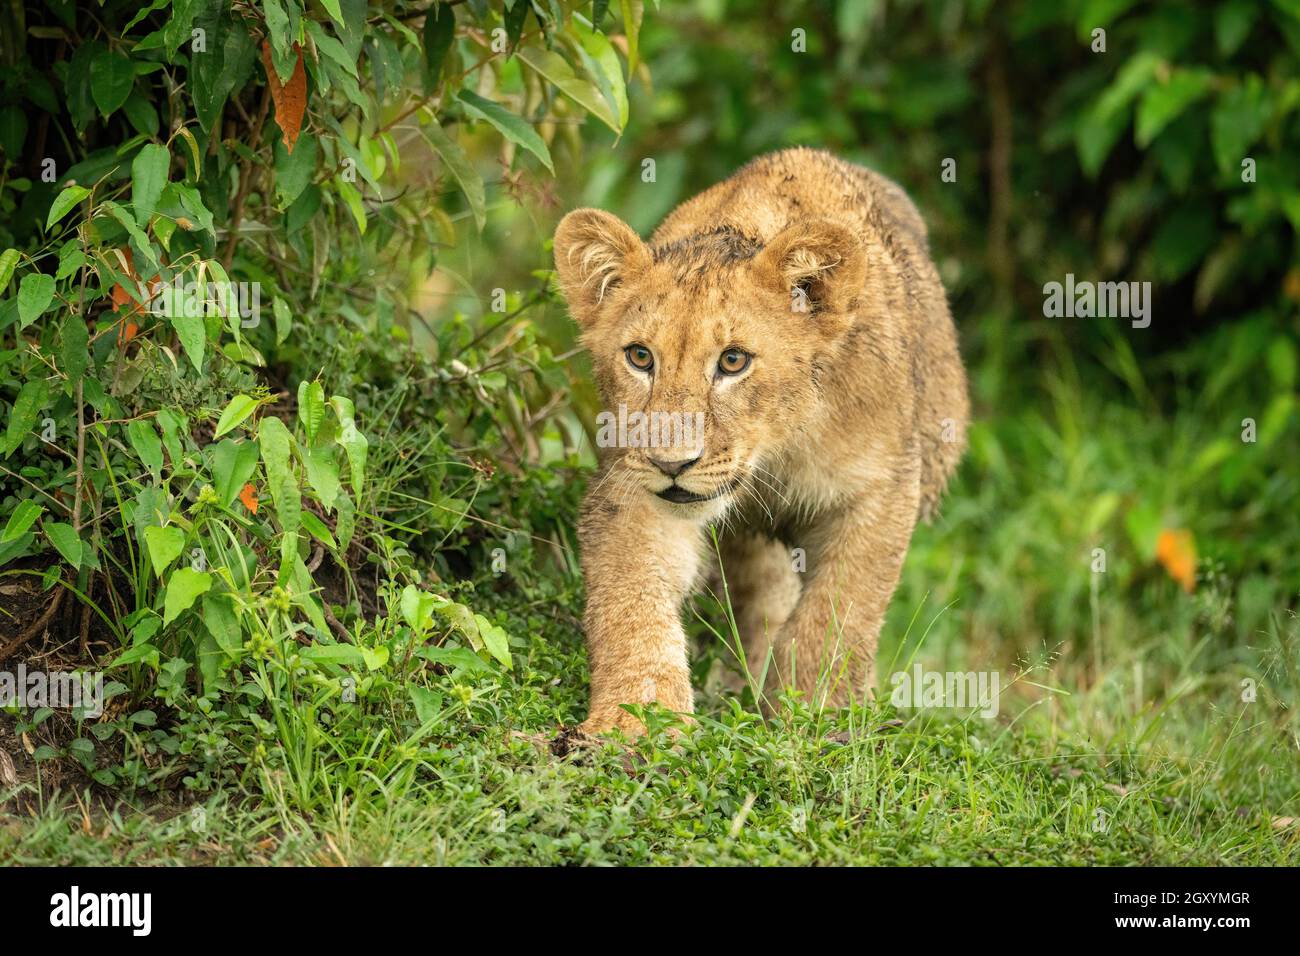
[3,330,1298,866]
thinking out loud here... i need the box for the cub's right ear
[552,209,650,327]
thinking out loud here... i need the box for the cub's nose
[648,453,701,478]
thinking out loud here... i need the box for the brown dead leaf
[261,41,307,154]
[0,749,16,787]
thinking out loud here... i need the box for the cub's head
[553,207,866,516]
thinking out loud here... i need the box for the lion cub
[553,148,969,736]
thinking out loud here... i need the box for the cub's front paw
[579,706,647,739]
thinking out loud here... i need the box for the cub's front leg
[577,475,704,737]
[773,467,921,709]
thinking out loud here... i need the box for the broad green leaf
[330,396,368,495]
[46,186,91,231]
[409,684,442,725]
[0,248,19,292]
[59,313,90,384]
[273,296,292,344]
[214,394,260,437]
[300,510,337,549]
[2,379,48,457]
[360,645,389,672]
[90,49,135,117]
[44,521,84,568]
[100,200,159,273]
[297,379,326,444]
[127,419,164,477]
[423,122,485,231]
[456,90,554,173]
[572,15,628,128]
[201,593,243,657]
[620,0,644,72]
[210,437,261,508]
[1135,69,1213,148]
[143,524,185,576]
[303,445,341,511]
[259,415,300,534]
[474,613,512,668]
[273,132,320,209]
[131,143,170,227]
[170,312,205,373]
[17,273,56,327]
[2,500,44,543]
[162,567,212,626]
[306,20,357,78]
[421,2,456,94]
[318,0,346,29]
[516,47,621,132]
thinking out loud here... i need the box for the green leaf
[516,47,622,132]
[474,613,513,668]
[170,312,205,373]
[423,122,485,231]
[303,445,341,511]
[259,416,301,535]
[330,396,368,495]
[360,645,389,672]
[456,90,554,173]
[162,567,212,626]
[143,524,185,576]
[0,248,19,292]
[300,510,337,549]
[409,684,443,725]
[210,437,260,507]
[619,0,644,73]
[131,143,170,227]
[2,500,44,543]
[273,133,320,209]
[90,49,135,117]
[297,379,326,444]
[46,186,91,231]
[201,593,243,657]
[60,313,90,384]
[44,521,84,568]
[18,273,56,327]
[421,2,457,94]
[2,379,48,457]
[273,296,292,344]
[1135,69,1213,148]
[214,394,260,437]
[1211,78,1269,176]
[318,0,346,29]
[127,419,164,477]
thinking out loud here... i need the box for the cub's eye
[625,344,654,372]
[717,348,752,376]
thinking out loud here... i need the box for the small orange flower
[239,483,259,514]
[1156,528,1196,593]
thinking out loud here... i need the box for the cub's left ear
[552,208,650,328]
[754,218,867,318]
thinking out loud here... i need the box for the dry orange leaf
[239,483,259,514]
[261,41,307,154]
[1155,528,1196,593]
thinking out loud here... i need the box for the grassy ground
[3,320,1298,866]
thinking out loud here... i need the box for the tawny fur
[553,148,969,736]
